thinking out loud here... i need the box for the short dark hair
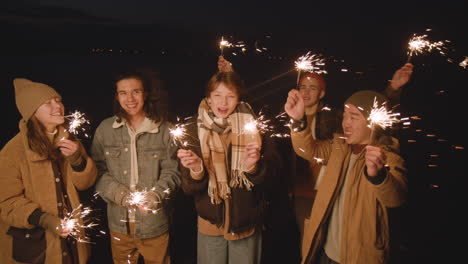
[113,68,168,123]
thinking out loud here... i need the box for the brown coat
[291,128,407,264]
[0,121,97,264]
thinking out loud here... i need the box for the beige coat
[291,128,407,264]
[0,121,97,264]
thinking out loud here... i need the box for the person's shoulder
[0,133,24,159]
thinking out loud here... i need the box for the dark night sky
[1,1,467,263]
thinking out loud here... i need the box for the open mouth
[217,108,228,115]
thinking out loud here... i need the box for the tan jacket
[0,121,97,264]
[291,127,407,264]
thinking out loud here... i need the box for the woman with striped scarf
[177,62,278,264]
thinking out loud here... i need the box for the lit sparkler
[219,36,232,56]
[126,188,161,214]
[169,117,192,148]
[65,110,90,138]
[61,204,98,243]
[407,33,446,62]
[294,51,327,86]
[367,97,400,144]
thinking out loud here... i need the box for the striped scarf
[197,98,262,204]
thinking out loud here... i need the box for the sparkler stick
[367,97,400,144]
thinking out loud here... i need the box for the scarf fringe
[230,170,254,190]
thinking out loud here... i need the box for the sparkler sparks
[367,97,400,144]
[294,51,327,86]
[125,188,163,214]
[169,117,192,147]
[294,52,327,74]
[61,204,97,243]
[65,111,90,137]
[407,33,447,62]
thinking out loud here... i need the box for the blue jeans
[197,231,262,264]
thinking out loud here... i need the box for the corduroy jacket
[291,126,408,264]
[0,121,97,264]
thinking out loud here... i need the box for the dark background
[1,1,467,263]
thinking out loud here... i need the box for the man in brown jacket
[285,89,408,264]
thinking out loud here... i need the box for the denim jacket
[90,116,180,239]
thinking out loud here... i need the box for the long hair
[26,116,61,161]
[113,68,168,123]
[205,71,246,100]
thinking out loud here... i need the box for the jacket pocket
[7,226,46,264]
[104,147,122,179]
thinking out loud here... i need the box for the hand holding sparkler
[177,149,202,172]
[364,145,387,177]
[57,138,80,156]
[388,63,414,91]
[218,55,234,73]
[284,89,305,121]
[39,213,70,238]
[243,142,260,172]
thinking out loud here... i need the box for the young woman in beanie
[285,89,408,264]
[0,78,97,264]
[177,56,280,264]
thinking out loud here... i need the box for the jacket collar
[112,116,160,134]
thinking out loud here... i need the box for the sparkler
[367,97,400,144]
[61,204,98,243]
[294,52,327,87]
[64,110,90,138]
[406,33,446,62]
[219,36,232,56]
[169,117,193,148]
[125,188,162,214]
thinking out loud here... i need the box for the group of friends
[0,56,413,264]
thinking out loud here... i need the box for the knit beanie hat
[344,90,387,120]
[14,78,62,121]
[298,72,326,91]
